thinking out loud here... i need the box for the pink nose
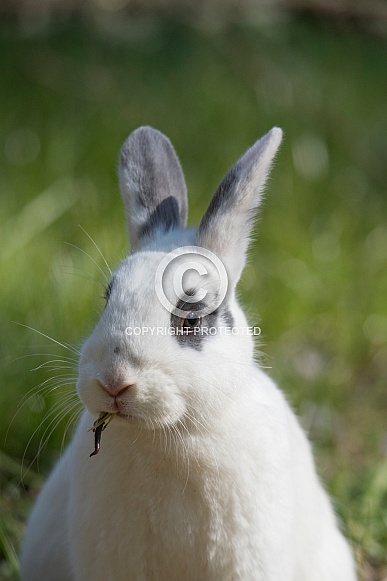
[97,379,134,398]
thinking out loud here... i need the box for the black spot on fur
[222,307,234,328]
[170,298,235,351]
[198,165,240,233]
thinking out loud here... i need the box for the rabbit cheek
[128,371,186,426]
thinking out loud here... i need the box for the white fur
[21,128,357,580]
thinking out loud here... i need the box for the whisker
[164,423,173,459]
[5,376,77,447]
[60,404,83,456]
[64,242,109,284]
[9,353,78,366]
[12,323,81,356]
[170,422,190,493]
[34,396,80,474]
[130,422,143,446]
[59,268,106,289]
[20,394,79,484]
[17,375,77,410]
[78,225,112,277]
[32,361,75,371]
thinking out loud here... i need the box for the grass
[0,11,387,579]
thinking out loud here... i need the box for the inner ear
[119,127,188,250]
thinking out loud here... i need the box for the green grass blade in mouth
[88,412,115,457]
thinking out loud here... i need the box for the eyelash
[104,281,113,302]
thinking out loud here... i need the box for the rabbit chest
[68,416,279,581]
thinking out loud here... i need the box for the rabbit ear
[119,127,188,250]
[197,127,282,286]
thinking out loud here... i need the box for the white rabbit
[21,126,357,581]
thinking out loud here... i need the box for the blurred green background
[1,1,387,579]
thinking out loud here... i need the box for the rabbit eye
[181,312,201,333]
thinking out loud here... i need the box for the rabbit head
[77,126,282,431]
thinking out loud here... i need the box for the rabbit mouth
[95,398,135,422]
[110,394,135,418]
[116,411,134,420]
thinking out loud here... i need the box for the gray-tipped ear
[197,127,282,285]
[119,127,188,250]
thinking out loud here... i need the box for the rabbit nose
[97,379,134,398]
